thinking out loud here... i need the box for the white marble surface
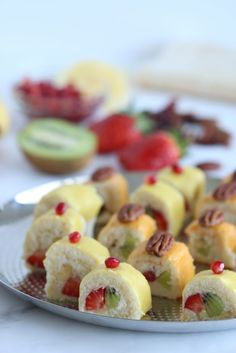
[1,1,236,352]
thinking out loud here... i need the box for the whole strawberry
[118,132,180,171]
[90,114,142,153]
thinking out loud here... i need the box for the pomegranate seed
[210,260,224,274]
[143,270,156,282]
[69,231,81,244]
[145,175,157,185]
[105,257,120,269]
[172,164,183,174]
[55,202,67,215]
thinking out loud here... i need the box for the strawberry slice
[184,293,204,313]
[90,114,142,153]
[118,132,180,171]
[152,210,168,231]
[62,277,81,297]
[85,287,105,311]
[27,249,45,269]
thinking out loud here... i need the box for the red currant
[69,231,81,244]
[172,164,183,174]
[105,257,120,269]
[55,202,67,215]
[210,260,224,274]
[145,175,157,185]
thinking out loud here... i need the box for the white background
[1,1,236,352]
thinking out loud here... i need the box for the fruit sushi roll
[34,183,103,221]
[24,204,86,271]
[158,165,205,216]
[128,231,195,299]
[182,261,236,321]
[44,232,109,302]
[185,209,236,269]
[79,257,152,320]
[91,166,129,235]
[130,176,185,237]
[195,180,236,224]
[97,203,156,261]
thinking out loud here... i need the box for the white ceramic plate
[1,173,235,333]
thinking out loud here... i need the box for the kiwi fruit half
[18,118,97,174]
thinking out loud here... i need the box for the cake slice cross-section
[44,233,109,303]
[24,206,86,271]
[182,262,236,321]
[97,203,156,261]
[185,209,236,269]
[130,178,185,236]
[79,258,152,320]
[128,231,195,299]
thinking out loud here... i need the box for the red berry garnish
[105,257,120,269]
[184,293,204,313]
[172,164,183,174]
[210,260,224,274]
[85,287,105,311]
[27,249,45,269]
[62,277,81,297]
[152,210,168,231]
[68,231,81,243]
[145,175,157,185]
[143,270,156,282]
[55,202,67,215]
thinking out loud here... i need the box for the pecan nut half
[146,231,174,257]
[199,209,224,227]
[117,203,144,223]
[91,166,115,182]
[213,181,236,201]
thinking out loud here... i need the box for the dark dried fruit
[91,166,115,182]
[146,231,174,257]
[199,209,224,227]
[213,181,236,201]
[196,162,221,172]
[117,203,144,223]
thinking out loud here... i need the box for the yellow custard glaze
[159,166,205,207]
[48,235,110,264]
[34,183,103,220]
[131,181,185,236]
[190,270,236,292]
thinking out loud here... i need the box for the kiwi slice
[196,238,210,257]
[105,287,120,309]
[120,234,137,259]
[203,292,224,317]
[18,118,97,174]
[158,271,171,289]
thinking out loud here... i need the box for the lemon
[55,61,130,114]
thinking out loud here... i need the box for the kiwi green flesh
[105,287,120,310]
[18,118,97,160]
[203,292,224,317]
[120,234,137,259]
[196,238,210,256]
[157,271,171,289]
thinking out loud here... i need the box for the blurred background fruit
[15,79,102,123]
[55,61,130,114]
[0,100,10,137]
[18,118,97,174]
[118,132,180,171]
